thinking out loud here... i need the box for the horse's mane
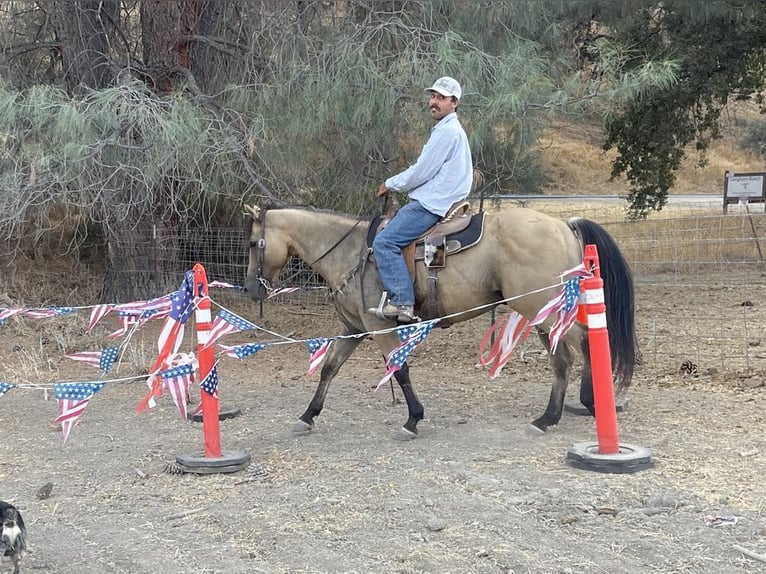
[243,204,373,242]
[246,203,373,221]
[270,204,374,221]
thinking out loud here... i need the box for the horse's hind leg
[579,336,595,415]
[392,362,424,441]
[531,330,573,433]
[293,335,363,434]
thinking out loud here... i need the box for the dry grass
[538,105,765,196]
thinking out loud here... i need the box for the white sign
[727,174,764,197]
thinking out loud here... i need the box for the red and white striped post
[192,263,222,458]
[566,244,652,473]
[175,263,250,474]
[581,244,619,454]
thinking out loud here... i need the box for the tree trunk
[99,1,201,302]
[100,179,183,303]
[49,0,118,93]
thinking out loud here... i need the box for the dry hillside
[538,104,765,196]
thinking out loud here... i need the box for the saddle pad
[415,211,486,260]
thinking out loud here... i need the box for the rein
[249,205,367,292]
[305,217,364,268]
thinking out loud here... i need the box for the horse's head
[244,204,290,302]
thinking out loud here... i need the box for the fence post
[566,245,652,473]
[176,263,251,474]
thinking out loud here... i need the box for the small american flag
[154,271,195,354]
[0,308,22,323]
[200,366,219,398]
[376,321,436,390]
[531,277,583,354]
[477,311,532,379]
[107,311,140,339]
[203,309,257,349]
[218,342,265,360]
[66,346,120,373]
[137,271,196,413]
[209,280,243,290]
[53,382,105,445]
[160,364,194,419]
[267,287,300,299]
[115,294,172,314]
[0,382,16,397]
[23,307,75,319]
[87,304,113,332]
[305,338,331,376]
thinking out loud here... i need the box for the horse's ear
[244,205,261,221]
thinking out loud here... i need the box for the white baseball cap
[426,76,462,100]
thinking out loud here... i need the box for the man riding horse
[369,76,473,323]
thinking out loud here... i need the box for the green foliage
[601,0,766,217]
[740,119,766,157]
[1,0,763,237]
[0,80,253,247]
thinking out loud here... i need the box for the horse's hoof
[394,427,417,441]
[525,423,546,437]
[291,420,314,435]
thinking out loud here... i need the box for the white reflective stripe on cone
[584,289,605,304]
[196,308,212,322]
[197,330,210,345]
[587,312,607,329]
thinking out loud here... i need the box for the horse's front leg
[293,335,363,434]
[530,330,573,433]
[392,362,424,441]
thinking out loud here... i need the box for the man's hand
[377,182,388,197]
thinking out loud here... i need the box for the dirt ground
[2,282,766,574]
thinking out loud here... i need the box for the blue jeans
[372,201,440,306]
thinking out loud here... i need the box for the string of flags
[0,266,592,445]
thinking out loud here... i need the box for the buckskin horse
[244,203,636,440]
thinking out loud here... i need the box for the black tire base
[187,405,242,423]
[564,401,628,416]
[176,450,251,474]
[566,442,653,474]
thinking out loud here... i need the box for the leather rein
[248,205,366,292]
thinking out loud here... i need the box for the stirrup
[368,292,392,319]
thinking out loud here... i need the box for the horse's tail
[567,217,637,391]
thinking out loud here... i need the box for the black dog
[0,501,26,574]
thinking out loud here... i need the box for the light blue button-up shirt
[385,112,472,217]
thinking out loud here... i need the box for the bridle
[247,206,271,293]
[246,204,365,294]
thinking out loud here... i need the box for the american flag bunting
[305,338,331,376]
[0,382,16,397]
[113,294,173,316]
[200,366,219,398]
[66,346,120,373]
[202,309,257,350]
[209,280,242,290]
[23,307,75,319]
[137,270,195,413]
[53,382,105,445]
[376,321,436,390]
[267,287,300,299]
[0,308,22,323]
[531,276,584,354]
[218,342,265,360]
[477,311,532,378]
[107,311,140,339]
[87,304,113,332]
[160,364,194,419]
